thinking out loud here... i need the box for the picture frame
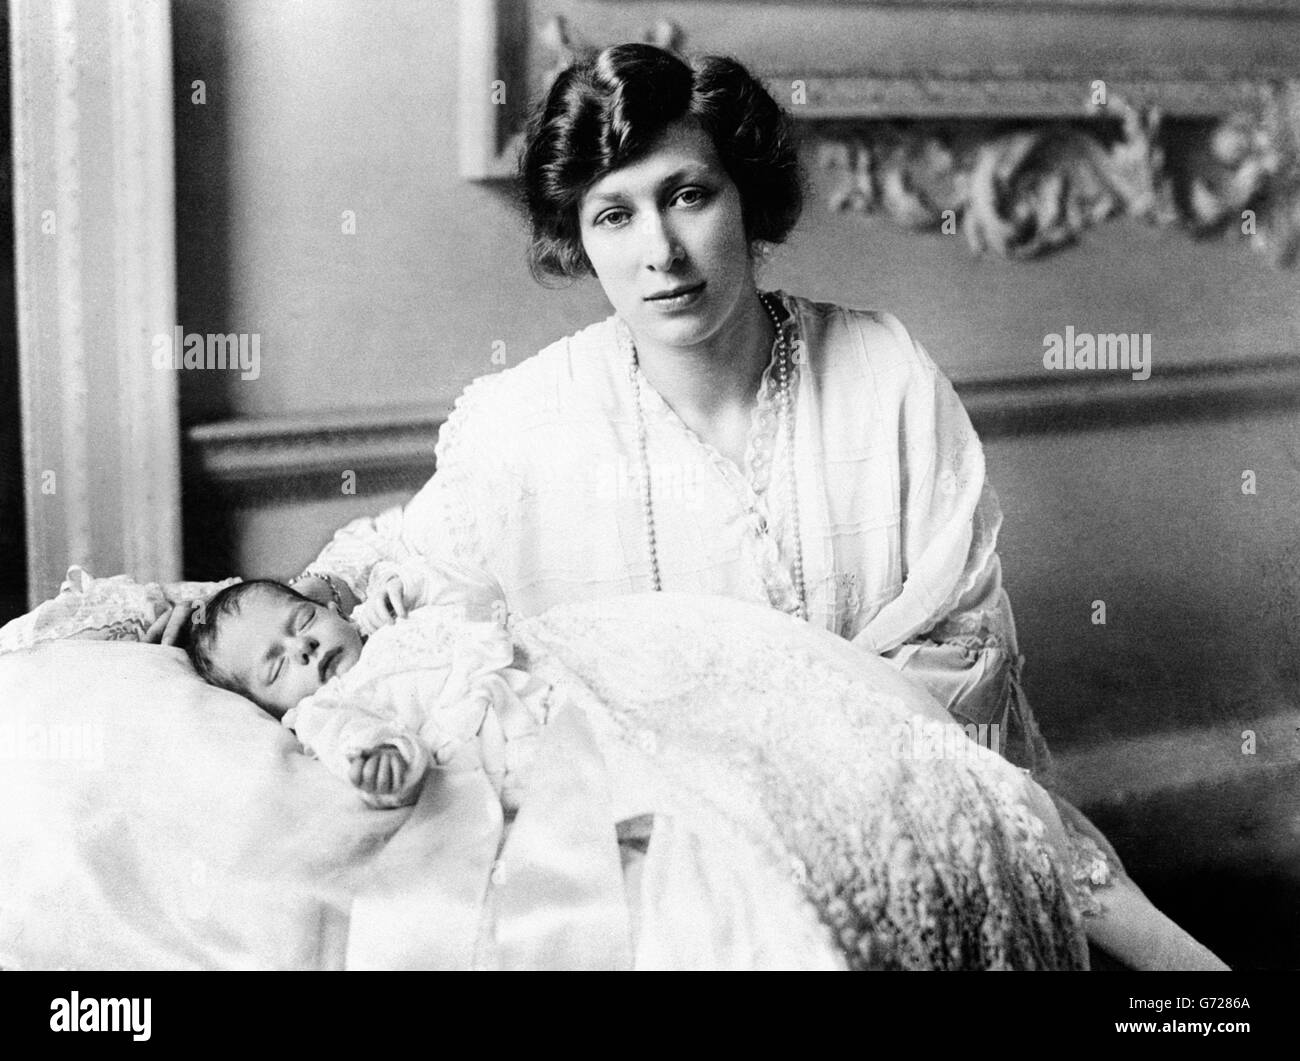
[459,0,1300,179]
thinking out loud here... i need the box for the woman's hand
[142,601,197,647]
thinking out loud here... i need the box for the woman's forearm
[1083,876,1230,971]
[303,506,415,604]
[290,573,361,617]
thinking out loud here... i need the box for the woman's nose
[641,213,683,271]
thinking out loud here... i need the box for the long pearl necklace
[625,291,809,621]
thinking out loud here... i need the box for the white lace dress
[289,593,1110,970]
[312,293,1049,774]
[511,593,1102,970]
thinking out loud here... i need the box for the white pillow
[0,641,413,969]
[0,566,238,652]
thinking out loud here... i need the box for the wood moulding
[188,354,1300,500]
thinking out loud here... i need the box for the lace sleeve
[1050,790,1129,894]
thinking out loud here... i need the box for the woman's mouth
[644,281,705,311]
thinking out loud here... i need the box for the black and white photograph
[0,0,1297,1027]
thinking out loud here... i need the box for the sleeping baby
[185,560,545,809]
[182,559,1230,971]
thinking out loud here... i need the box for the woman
[185,43,1223,969]
[297,43,1045,771]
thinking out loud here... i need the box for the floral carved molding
[814,83,1300,269]
[460,1,1300,269]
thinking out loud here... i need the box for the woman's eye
[673,187,707,208]
[594,209,629,229]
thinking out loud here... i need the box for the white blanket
[0,592,1093,969]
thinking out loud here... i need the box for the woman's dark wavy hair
[519,43,805,282]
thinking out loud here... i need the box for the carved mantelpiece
[815,86,1300,268]
[459,0,1300,267]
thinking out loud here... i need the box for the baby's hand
[348,744,409,797]
[353,574,414,635]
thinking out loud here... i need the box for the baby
[183,561,1231,970]
[186,559,548,809]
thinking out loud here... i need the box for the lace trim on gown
[426,375,504,573]
[1063,817,1116,918]
[614,291,805,617]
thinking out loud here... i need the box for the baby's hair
[186,579,314,704]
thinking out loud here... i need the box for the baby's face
[207,591,363,718]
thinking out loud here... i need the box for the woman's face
[578,117,756,354]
